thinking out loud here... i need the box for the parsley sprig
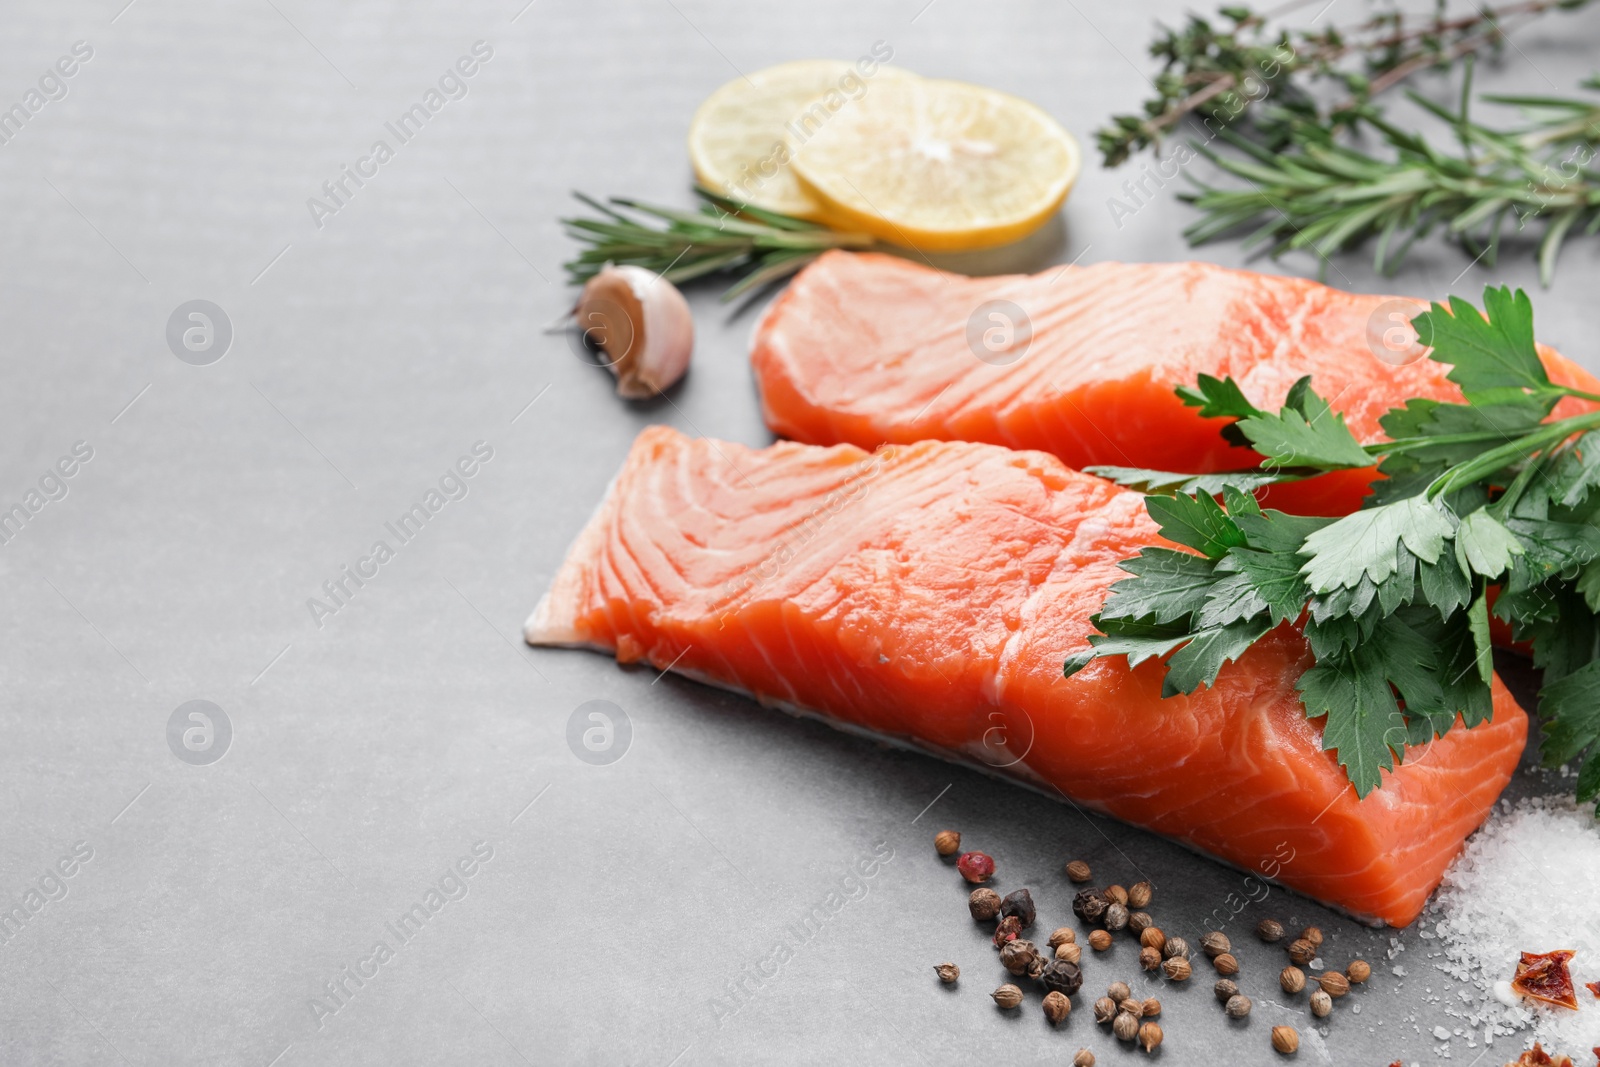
[1066,286,1600,806]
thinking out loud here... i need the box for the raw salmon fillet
[750,252,1600,514]
[528,426,1528,926]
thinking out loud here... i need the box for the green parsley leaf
[1081,616,1195,670]
[1085,466,1284,495]
[1454,509,1524,579]
[1411,286,1551,401]
[1235,378,1375,470]
[1299,496,1454,593]
[1467,590,1494,687]
[1538,658,1600,770]
[1213,547,1309,626]
[1175,374,1263,419]
[1144,492,1247,559]
[1298,647,1407,797]
[1549,432,1600,507]
[1161,617,1276,696]
[1099,549,1218,624]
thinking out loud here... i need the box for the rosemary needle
[562,187,875,300]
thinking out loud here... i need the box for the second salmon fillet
[750,252,1599,513]
[527,426,1527,926]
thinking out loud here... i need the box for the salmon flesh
[527,426,1527,926]
[750,252,1599,515]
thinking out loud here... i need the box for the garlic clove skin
[574,265,694,399]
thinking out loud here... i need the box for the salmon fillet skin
[749,251,1600,515]
[527,426,1528,926]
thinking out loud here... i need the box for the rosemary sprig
[1096,0,1593,166]
[562,187,876,300]
[1181,73,1600,283]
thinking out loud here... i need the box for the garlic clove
[574,265,694,399]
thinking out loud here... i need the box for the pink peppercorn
[958,851,995,884]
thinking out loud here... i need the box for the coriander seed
[1093,996,1115,1023]
[1287,938,1316,966]
[1047,927,1076,949]
[1309,989,1332,1018]
[1162,957,1191,981]
[1256,918,1284,943]
[1300,925,1323,949]
[1119,997,1143,1018]
[1214,978,1239,1002]
[1139,927,1165,953]
[1271,1025,1299,1054]
[1043,989,1071,1026]
[1107,981,1132,1003]
[992,983,1024,1010]
[1056,942,1082,964]
[1128,911,1153,935]
[1105,884,1129,907]
[1089,930,1113,951]
[1142,997,1160,1017]
[1066,859,1092,883]
[1138,1021,1163,1053]
[968,887,1002,921]
[1139,946,1161,971]
[934,962,960,984]
[934,829,961,856]
[1128,880,1153,909]
[1073,1051,1095,1067]
[1200,931,1231,958]
[1104,903,1130,931]
[1112,1011,1139,1042]
[1226,994,1252,1019]
[1279,965,1306,994]
[1162,936,1190,960]
[1319,971,1350,998]
[1214,952,1239,976]
[1347,959,1371,983]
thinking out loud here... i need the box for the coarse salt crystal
[1424,795,1600,1057]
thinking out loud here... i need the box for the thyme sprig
[561,187,875,300]
[1096,0,1593,166]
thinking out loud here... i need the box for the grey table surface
[3,1,1598,1064]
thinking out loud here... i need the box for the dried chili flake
[1507,1044,1575,1066]
[1511,950,1580,1010]
[1588,980,1600,998]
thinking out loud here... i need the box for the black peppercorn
[1000,888,1037,928]
[1072,888,1110,924]
[1036,958,1083,997]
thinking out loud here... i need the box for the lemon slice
[789,77,1080,252]
[689,60,913,220]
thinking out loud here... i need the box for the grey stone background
[1,0,1596,1063]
